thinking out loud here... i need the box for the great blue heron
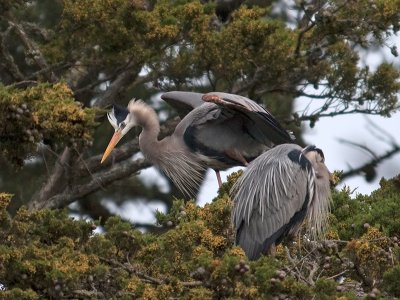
[232,144,332,260]
[101,91,294,196]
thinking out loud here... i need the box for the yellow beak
[101,129,122,163]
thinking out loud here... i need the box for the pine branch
[100,257,203,287]
[340,143,400,180]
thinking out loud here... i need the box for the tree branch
[28,158,151,209]
[340,142,400,181]
[0,25,24,81]
[75,118,179,177]
[8,19,57,82]
[31,147,72,207]
[100,257,203,287]
[91,61,141,109]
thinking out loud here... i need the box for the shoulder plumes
[158,150,206,197]
[306,166,332,241]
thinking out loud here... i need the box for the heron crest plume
[128,98,159,128]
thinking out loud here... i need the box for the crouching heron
[101,91,294,197]
[232,144,332,260]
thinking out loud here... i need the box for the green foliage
[0,193,12,229]
[0,83,97,165]
[0,0,28,13]
[0,288,38,300]
[314,279,338,300]
[39,0,400,104]
[331,176,400,239]
[383,265,400,297]
[3,175,400,298]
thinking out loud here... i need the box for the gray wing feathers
[204,92,294,144]
[161,91,205,119]
[232,144,311,257]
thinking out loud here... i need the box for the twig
[337,138,379,159]
[341,144,400,180]
[307,261,319,286]
[100,256,164,284]
[92,61,141,109]
[99,257,203,287]
[72,290,104,298]
[325,269,348,280]
[181,281,203,287]
[30,147,72,208]
[294,23,316,58]
[284,247,309,284]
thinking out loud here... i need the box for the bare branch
[29,158,151,210]
[325,269,348,280]
[92,62,142,109]
[8,20,58,82]
[100,257,203,287]
[21,21,53,42]
[340,142,400,181]
[75,138,141,177]
[72,290,104,298]
[31,147,73,206]
[297,107,393,122]
[337,138,379,160]
[26,62,73,81]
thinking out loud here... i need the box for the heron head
[101,104,136,163]
[302,145,324,161]
[302,145,333,182]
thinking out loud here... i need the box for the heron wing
[175,92,293,168]
[202,92,295,144]
[161,91,205,119]
[231,144,314,260]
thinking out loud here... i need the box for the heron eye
[119,122,126,129]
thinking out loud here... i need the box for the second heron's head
[101,104,136,163]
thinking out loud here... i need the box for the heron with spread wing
[232,144,332,260]
[101,91,294,197]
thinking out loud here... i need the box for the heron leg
[267,243,276,257]
[224,149,249,166]
[215,170,223,188]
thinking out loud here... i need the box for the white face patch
[107,107,136,134]
[120,114,136,135]
[107,109,119,131]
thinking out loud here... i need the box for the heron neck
[129,100,164,162]
[138,111,162,161]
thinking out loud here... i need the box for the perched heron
[232,144,332,260]
[101,91,294,196]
